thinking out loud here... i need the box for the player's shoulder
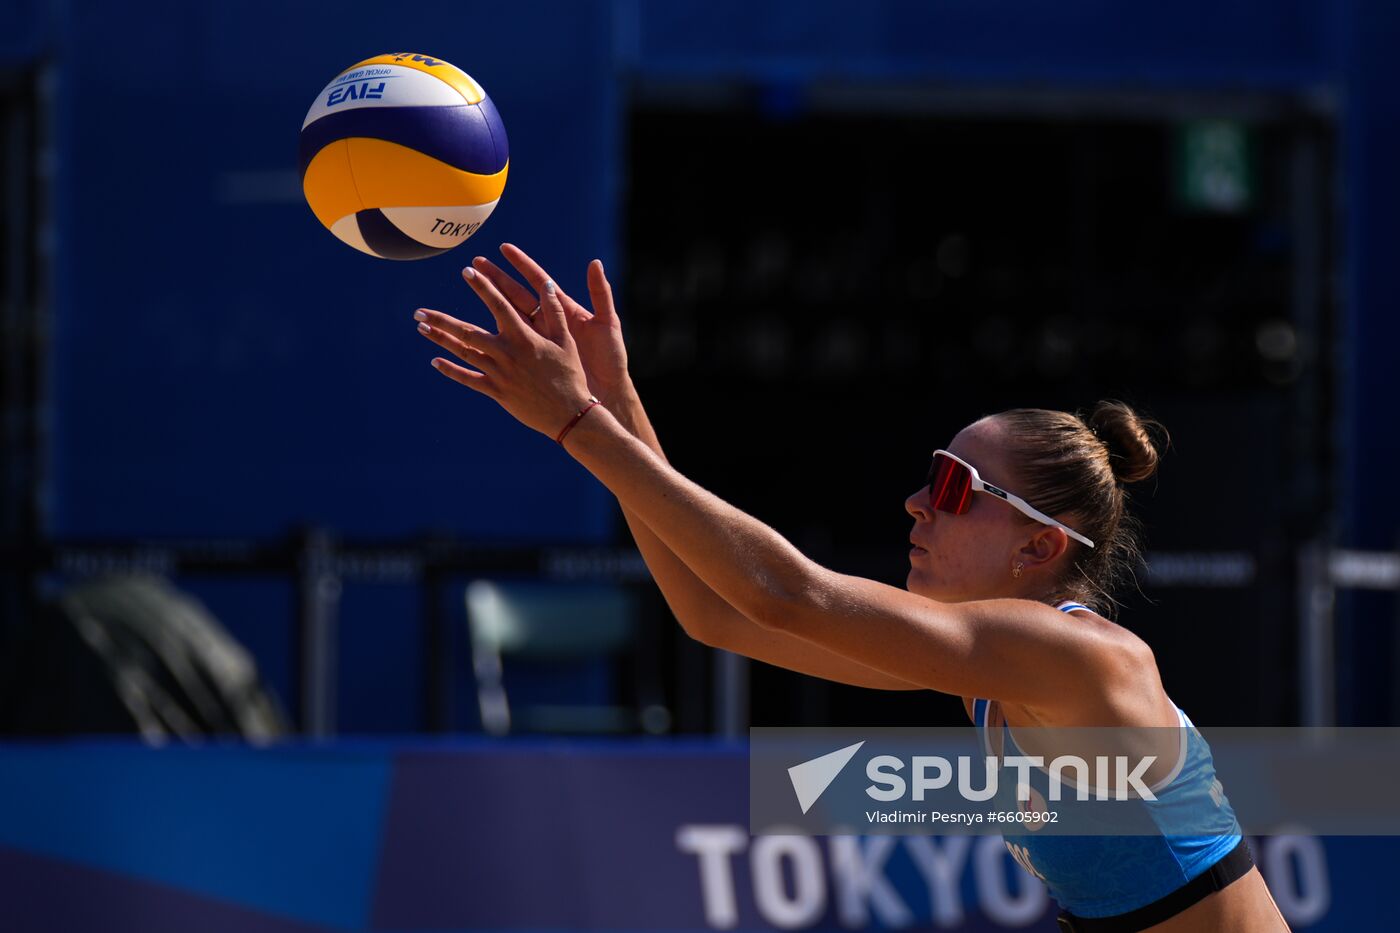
[1031,598,1160,687]
[1059,605,1162,706]
[1051,599,1145,645]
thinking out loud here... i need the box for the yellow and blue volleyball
[299,53,508,260]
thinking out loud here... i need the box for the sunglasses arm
[999,489,1096,549]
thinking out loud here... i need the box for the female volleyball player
[411,244,1290,932]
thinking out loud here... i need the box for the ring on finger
[528,304,541,319]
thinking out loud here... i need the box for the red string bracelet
[556,396,602,445]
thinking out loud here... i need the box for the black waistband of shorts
[1055,836,1254,933]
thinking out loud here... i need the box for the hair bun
[1086,400,1167,484]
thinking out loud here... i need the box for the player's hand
[414,267,594,440]
[469,244,631,405]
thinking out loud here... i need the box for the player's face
[904,418,1036,602]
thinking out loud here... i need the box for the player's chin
[905,565,936,596]
[907,569,962,604]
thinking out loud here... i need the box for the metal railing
[6,537,1395,733]
[4,532,655,737]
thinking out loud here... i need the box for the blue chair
[465,581,668,735]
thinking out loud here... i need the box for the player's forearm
[598,378,664,461]
[563,407,816,627]
[602,381,768,643]
[617,502,761,646]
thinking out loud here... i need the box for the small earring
[1012,562,1024,579]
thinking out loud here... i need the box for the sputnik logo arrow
[788,741,865,814]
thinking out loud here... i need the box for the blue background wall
[8,0,1391,543]
[32,0,622,542]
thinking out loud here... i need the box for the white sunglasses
[927,449,1096,549]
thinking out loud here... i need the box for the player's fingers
[429,357,496,396]
[586,259,618,324]
[462,266,530,342]
[414,308,499,350]
[498,242,552,289]
[537,278,570,343]
[498,243,583,340]
[469,256,540,328]
[416,318,502,374]
[498,242,586,316]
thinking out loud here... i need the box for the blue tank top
[971,601,1242,919]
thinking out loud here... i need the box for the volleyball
[299,53,509,260]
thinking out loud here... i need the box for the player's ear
[1017,526,1069,570]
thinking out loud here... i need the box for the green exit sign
[1175,120,1254,213]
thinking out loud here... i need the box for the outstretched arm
[558,408,1141,708]
[456,248,921,691]
[606,379,921,690]
[417,255,1143,710]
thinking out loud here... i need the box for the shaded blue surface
[629,0,1337,87]
[0,744,394,930]
[26,0,620,542]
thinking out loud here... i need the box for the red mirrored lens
[928,454,973,514]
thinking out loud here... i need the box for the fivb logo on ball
[323,54,447,108]
[300,52,508,260]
